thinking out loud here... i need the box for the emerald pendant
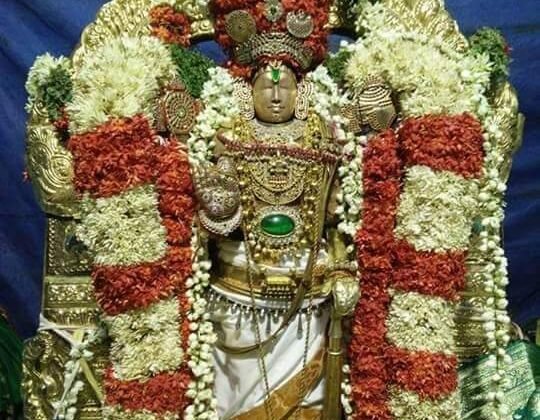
[261,214,295,236]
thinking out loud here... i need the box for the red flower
[387,347,459,399]
[93,246,192,316]
[399,113,484,178]
[392,240,466,301]
[104,367,192,414]
[150,5,192,47]
[68,115,159,197]
[348,130,401,418]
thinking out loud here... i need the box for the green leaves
[469,27,511,91]
[38,66,72,121]
[169,45,215,98]
[324,49,352,86]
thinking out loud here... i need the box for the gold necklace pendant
[247,154,307,205]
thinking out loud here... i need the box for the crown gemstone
[261,214,295,236]
[265,0,284,22]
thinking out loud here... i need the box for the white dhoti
[211,285,329,419]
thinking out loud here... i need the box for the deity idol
[22,0,536,419]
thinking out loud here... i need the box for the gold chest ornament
[220,113,340,270]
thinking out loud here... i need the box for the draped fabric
[0,0,539,338]
[0,315,23,417]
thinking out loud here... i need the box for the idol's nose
[271,84,281,104]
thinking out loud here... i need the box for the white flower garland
[181,65,239,420]
[52,326,107,420]
[394,165,480,253]
[473,112,513,419]
[345,3,492,119]
[388,388,461,420]
[386,290,456,355]
[307,65,364,244]
[187,67,239,165]
[184,226,218,420]
[67,35,176,134]
[77,185,168,266]
[106,297,185,381]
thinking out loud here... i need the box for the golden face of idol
[252,62,298,123]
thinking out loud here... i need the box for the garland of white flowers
[184,66,238,419]
[44,320,107,420]
[336,3,513,418]
[184,226,218,420]
[345,3,492,120]
[474,111,513,419]
[306,66,365,247]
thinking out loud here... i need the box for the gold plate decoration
[225,10,257,43]
[265,0,284,23]
[156,82,200,136]
[286,11,315,39]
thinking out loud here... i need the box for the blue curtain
[0,0,538,338]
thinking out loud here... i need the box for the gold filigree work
[381,0,468,52]
[26,104,78,216]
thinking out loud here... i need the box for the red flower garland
[349,113,485,418]
[399,113,484,179]
[93,246,192,316]
[68,115,159,198]
[70,114,196,415]
[392,240,466,301]
[104,366,192,414]
[386,348,459,399]
[349,129,401,420]
[150,5,192,47]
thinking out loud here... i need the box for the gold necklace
[250,118,306,144]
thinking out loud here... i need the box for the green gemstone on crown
[261,214,295,236]
[271,67,281,84]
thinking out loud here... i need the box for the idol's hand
[193,157,242,236]
[331,274,360,318]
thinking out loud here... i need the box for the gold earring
[233,78,255,120]
[295,79,313,120]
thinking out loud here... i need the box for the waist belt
[212,262,330,300]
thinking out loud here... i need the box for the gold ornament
[286,11,314,39]
[264,0,284,23]
[26,103,78,216]
[194,165,241,220]
[295,79,314,120]
[198,207,243,236]
[221,114,338,266]
[233,78,255,120]
[234,32,313,70]
[340,102,363,134]
[254,205,303,248]
[155,82,199,137]
[250,118,306,144]
[247,153,308,205]
[356,74,396,132]
[225,10,257,43]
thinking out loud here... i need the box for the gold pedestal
[22,218,106,420]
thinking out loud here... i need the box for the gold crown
[234,32,314,70]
